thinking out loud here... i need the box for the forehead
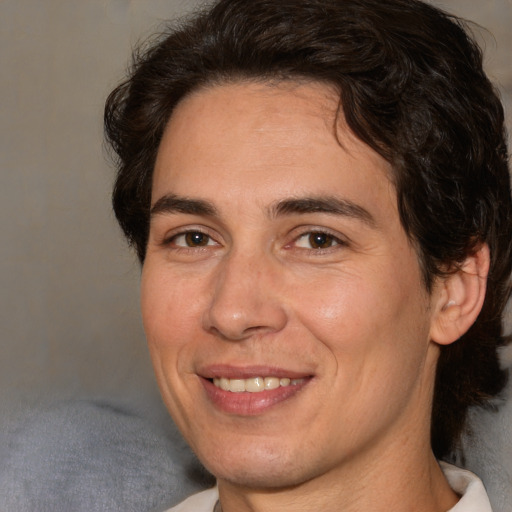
[157,80,342,170]
[152,80,396,226]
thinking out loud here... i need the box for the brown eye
[184,232,210,247]
[295,232,340,249]
[309,232,336,249]
[171,231,214,247]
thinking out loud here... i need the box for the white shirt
[165,463,492,512]
[440,462,493,512]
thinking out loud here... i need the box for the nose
[202,250,288,341]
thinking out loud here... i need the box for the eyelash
[290,229,347,252]
[162,227,347,254]
[163,229,219,249]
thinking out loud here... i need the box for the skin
[141,80,463,512]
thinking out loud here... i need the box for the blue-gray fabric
[0,400,211,512]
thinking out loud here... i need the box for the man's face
[141,81,442,489]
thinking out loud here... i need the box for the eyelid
[295,232,342,249]
[161,225,222,248]
[286,226,350,251]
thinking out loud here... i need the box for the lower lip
[200,377,311,415]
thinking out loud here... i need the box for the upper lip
[198,364,313,380]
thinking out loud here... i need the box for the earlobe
[429,244,490,346]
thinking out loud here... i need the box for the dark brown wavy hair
[104,0,512,459]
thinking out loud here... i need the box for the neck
[217,430,458,512]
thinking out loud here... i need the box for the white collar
[441,462,493,512]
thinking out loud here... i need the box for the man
[104,0,512,510]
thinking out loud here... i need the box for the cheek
[142,264,199,332]
[140,268,168,346]
[141,268,194,367]
[294,274,383,345]
[140,268,203,420]
[295,272,433,438]
[294,263,431,368]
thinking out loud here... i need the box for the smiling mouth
[202,372,312,414]
[212,376,305,393]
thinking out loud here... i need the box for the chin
[213,464,308,490]
[196,441,315,489]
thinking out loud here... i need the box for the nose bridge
[203,246,287,341]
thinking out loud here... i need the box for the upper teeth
[213,377,303,393]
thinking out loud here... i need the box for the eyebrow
[150,193,376,227]
[270,196,376,227]
[150,194,218,218]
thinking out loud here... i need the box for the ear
[429,244,490,346]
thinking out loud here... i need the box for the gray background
[1,0,511,424]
